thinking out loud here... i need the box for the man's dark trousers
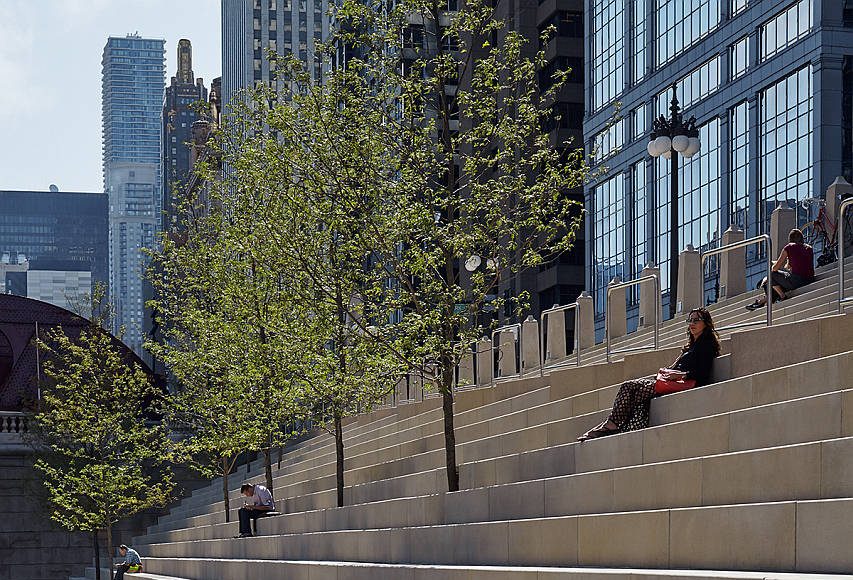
[238,507,269,535]
[114,563,130,580]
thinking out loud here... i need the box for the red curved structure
[0,294,155,411]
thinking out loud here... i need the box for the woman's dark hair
[789,228,804,244]
[684,307,721,356]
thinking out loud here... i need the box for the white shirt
[251,484,274,508]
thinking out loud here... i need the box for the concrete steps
[136,381,853,544]
[166,265,852,522]
[125,258,853,579]
[144,316,851,533]
[141,499,853,573]
[134,559,853,580]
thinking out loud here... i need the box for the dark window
[538,10,583,39]
[538,56,583,93]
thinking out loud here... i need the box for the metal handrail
[701,234,772,331]
[491,323,522,386]
[539,302,580,372]
[839,197,853,313]
[606,273,661,362]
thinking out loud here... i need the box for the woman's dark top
[784,242,814,280]
[671,333,717,386]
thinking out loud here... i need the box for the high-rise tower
[102,33,165,361]
[221,0,330,111]
[163,39,208,231]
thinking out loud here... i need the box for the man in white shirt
[237,482,275,537]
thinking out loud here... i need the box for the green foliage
[152,0,587,494]
[30,284,174,534]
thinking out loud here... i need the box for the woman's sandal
[745,300,763,311]
[577,421,619,442]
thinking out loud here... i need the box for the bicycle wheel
[800,221,820,246]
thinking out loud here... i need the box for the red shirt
[784,242,814,279]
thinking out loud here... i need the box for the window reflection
[592,174,627,315]
[655,0,721,66]
[731,36,749,80]
[632,160,648,281]
[655,118,722,288]
[592,0,625,110]
[633,0,647,83]
[655,55,720,118]
[760,0,812,61]
[730,101,750,230]
[759,65,812,229]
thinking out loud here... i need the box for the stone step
[138,558,853,580]
[140,498,853,574]
[171,270,850,513]
[146,347,852,533]
[164,295,850,523]
[138,378,853,542]
[126,574,189,580]
[136,434,853,545]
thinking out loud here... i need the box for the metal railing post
[491,323,522,386]
[605,273,660,362]
[839,198,853,313]
[701,234,772,331]
[539,303,581,372]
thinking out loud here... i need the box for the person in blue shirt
[114,544,142,579]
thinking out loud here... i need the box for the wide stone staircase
[116,257,853,580]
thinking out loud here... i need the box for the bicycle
[800,197,840,267]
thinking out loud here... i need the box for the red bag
[654,367,696,395]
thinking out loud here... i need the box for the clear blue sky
[0,0,221,193]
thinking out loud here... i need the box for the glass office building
[0,189,108,293]
[102,34,166,360]
[584,0,853,334]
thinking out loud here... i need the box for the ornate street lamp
[647,84,701,318]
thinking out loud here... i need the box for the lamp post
[647,84,701,319]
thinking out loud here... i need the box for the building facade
[163,39,209,231]
[102,34,166,360]
[0,189,108,305]
[221,0,331,111]
[584,0,853,334]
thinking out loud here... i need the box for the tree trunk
[263,446,274,495]
[334,413,345,507]
[441,385,459,491]
[93,530,101,580]
[105,524,113,579]
[222,455,231,523]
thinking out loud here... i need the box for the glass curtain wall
[592,174,626,315]
[655,118,722,295]
[758,65,813,229]
[730,101,750,230]
[591,0,625,110]
[655,0,721,66]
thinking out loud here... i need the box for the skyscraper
[163,39,208,230]
[102,33,166,360]
[221,0,330,111]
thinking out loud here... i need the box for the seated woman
[746,228,814,310]
[578,307,721,441]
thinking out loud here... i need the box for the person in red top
[746,228,815,310]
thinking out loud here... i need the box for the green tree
[191,100,401,506]
[215,0,587,492]
[29,284,174,580]
[148,171,310,516]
